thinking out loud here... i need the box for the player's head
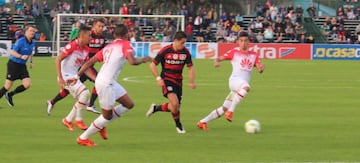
[173,31,187,51]
[24,25,37,40]
[92,18,105,35]
[78,26,91,46]
[113,24,129,39]
[237,31,249,51]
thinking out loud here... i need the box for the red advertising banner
[218,43,312,60]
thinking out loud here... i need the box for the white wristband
[74,74,79,79]
[156,76,161,81]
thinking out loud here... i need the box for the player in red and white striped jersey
[74,24,152,146]
[197,31,265,130]
[55,26,94,131]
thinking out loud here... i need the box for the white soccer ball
[245,119,261,134]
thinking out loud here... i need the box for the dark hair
[79,26,91,34]
[174,31,187,40]
[92,18,105,25]
[113,24,128,38]
[238,31,249,38]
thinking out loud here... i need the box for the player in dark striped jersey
[146,31,196,134]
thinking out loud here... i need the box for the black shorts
[79,66,97,83]
[6,60,29,81]
[162,80,182,103]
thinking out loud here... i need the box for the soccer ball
[245,119,261,134]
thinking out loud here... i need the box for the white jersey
[60,40,90,80]
[95,39,133,85]
[223,47,261,83]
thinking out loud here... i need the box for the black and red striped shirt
[153,44,193,86]
[88,30,106,58]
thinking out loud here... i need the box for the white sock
[75,101,86,121]
[200,106,225,123]
[228,89,248,112]
[80,115,110,139]
[111,104,129,121]
[65,106,76,122]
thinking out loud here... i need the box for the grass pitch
[0,57,359,163]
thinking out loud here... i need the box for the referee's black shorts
[6,60,29,81]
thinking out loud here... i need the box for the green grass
[0,57,359,163]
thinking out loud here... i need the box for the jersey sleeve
[95,49,104,62]
[185,49,193,67]
[122,42,133,58]
[223,49,235,60]
[61,41,76,57]
[11,39,22,52]
[254,52,261,66]
[153,49,165,65]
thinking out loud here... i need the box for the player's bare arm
[126,54,152,65]
[149,62,164,87]
[9,49,29,60]
[78,56,99,78]
[256,63,265,73]
[55,54,66,88]
[188,66,196,89]
[214,56,225,67]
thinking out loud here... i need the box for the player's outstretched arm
[127,54,152,65]
[78,56,99,78]
[214,56,225,67]
[55,54,66,88]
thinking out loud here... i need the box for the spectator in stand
[204,26,215,42]
[298,34,306,43]
[179,4,188,20]
[346,6,356,20]
[88,1,95,14]
[287,4,294,13]
[355,23,360,35]
[262,18,271,29]
[224,32,237,43]
[330,17,339,30]
[24,5,33,20]
[329,27,338,40]
[356,7,360,20]
[63,1,71,13]
[256,31,264,43]
[337,26,346,41]
[270,4,278,21]
[70,21,81,40]
[306,4,316,18]
[230,21,241,34]
[274,31,283,43]
[285,25,295,40]
[248,18,256,32]
[263,27,274,43]
[194,28,204,42]
[278,4,287,18]
[235,13,243,26]
[216,25,227,42]
[287,10,297,23]
[39,32,46,41]
[62,31,69,41]
[128,0,138,14]
[193,14,203,30]
[256,2,265,17]
[219,11,227,21]
[248,28,257,43]
[319,22,330,36]
[188,0,195,18]
[336,6,345,18]
[15,0,24,16]
[41,0,50,15]
[295,5,304,22]
[14,28,24,40]
[152,28,163,42]
[344,26,352,40]
[306,34,315,43]
[254,17,263,33]
[205,7,217,27]
[31,0,39,18]
[186,23,193,41]
[119,3,129,15]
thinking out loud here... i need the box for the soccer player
[74,24,152,146]
[56,26,94,131]
[0,25,36,107]
[47,18,107,115]
[146,31,196,134]
[197,31,265,130]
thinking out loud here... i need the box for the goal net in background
[52,13,185,57]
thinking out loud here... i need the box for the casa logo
[197,44,215,58]
[314,48,360,58]
[248,45,295,59]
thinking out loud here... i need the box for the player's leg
[84,66,100,114]
[0,60,15,99]
[0,79,13,99]
[4,63,30,106]
[197,92,233,130]
[225,80,250,121]
[46,89,70,115]
[166,93,186,134]
[146,84,172,117]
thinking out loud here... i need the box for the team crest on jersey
[65,44,72,50]
[173,54,178,59]
[240,58,253,69]
[179,54,187,60]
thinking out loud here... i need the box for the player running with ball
[197,31,265,130]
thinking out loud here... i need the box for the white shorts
[229,78,250,93]
[63,79,88,99]
[95,82,127,110]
